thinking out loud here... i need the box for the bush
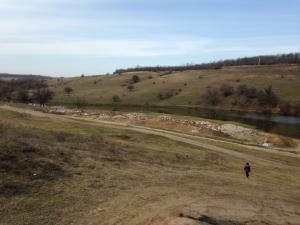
[16,89,30,103]
[236,95,251,106]
[112,95,121,103]
[257,86,279,107]
[158,90,176,100]
[72,96,87,109]
[202,88,220,105]
[237,85,257,99]
[33,88,54,106]
[278,101,291,115]
[220,84,234,97]
[64,87,73,95]
[131,75,140,83]
[127,84,134,92]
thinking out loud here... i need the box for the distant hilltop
[0,73,52,80]
[114,52,300,74]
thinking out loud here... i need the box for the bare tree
[33,88,54,106]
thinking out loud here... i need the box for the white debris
[262,142,272,148]
[112,115,128,120]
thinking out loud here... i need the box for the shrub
[72,96,87,109]
[33,88,54,106]
[236,95,251,106]
[237,85,257,99]
[202,88,220,105]
[158,90,176,100]
[278,101,291,115]
[127,84,134,92]
[112,95,121,103]
[16,89,30,103]
[64,87,73,95]
[220,84,234,97]
[257,86,279,107]
[131,75,140,83]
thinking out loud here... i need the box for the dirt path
[1,105,299,170]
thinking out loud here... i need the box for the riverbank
[20,104,298,149]
[47,102,300,139]
[50,102,300,117]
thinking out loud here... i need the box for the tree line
[202,84,300,116]
[0,78,54,106]
[114,53,300,74]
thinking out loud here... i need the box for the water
[87,105,300,139]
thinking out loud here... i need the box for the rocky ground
[41,106,297,148]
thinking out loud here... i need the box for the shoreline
[50,102,300,117]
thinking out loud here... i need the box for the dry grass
[0,108,300,225]
[266,135,297,148]
[49,64,300,108]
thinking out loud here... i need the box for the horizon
[0,0,300,77]
[0,52,299,77]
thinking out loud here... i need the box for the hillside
[49,64,300,113]
[0,105,300,225]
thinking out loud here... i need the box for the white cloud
[0,39,209,56]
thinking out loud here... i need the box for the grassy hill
[1,105,300,225]
[49,64,300,112]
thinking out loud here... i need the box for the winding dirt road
[1,105,299,170]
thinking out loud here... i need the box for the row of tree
[202,84,299,115]
[114,53,300,73]
[0,78,54,106]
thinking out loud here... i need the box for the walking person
[244,162,251,178]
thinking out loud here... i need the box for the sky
[0,0,299,76]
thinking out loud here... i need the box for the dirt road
[1,105,298,170]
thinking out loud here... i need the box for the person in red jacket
[244,162,251,178]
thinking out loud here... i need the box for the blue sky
[0,0,299,76]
